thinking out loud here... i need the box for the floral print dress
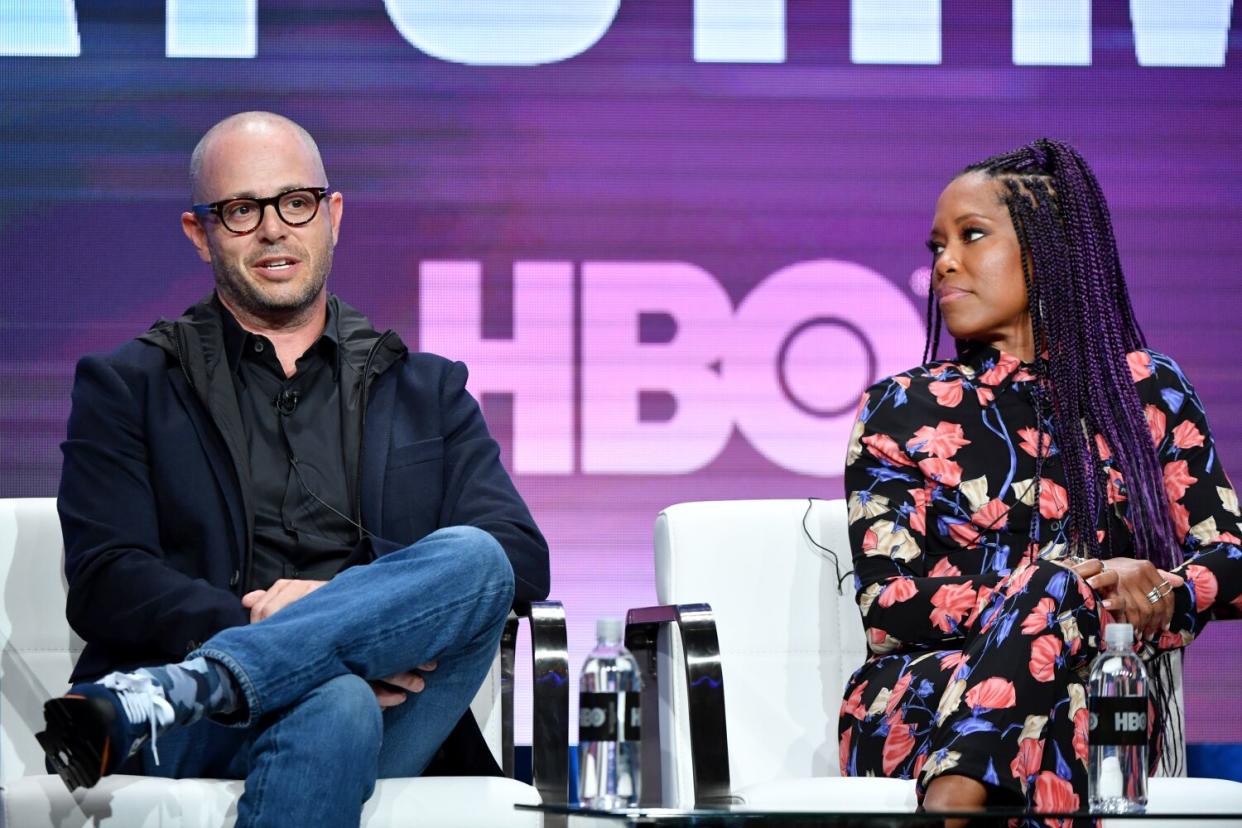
[838,342,1242,819]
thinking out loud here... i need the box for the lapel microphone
[274,389,301,416]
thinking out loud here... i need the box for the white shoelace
[99,672,176,765]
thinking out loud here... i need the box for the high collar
[957,340,1041,387]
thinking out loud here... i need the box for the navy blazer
[56,295,550,772]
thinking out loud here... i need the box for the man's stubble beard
[212,243,333,328]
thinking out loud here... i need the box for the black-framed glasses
[192,186,331,235]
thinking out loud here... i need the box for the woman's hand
[1070,558,1124,617]
[1078,557,1181,641]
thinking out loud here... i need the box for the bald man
[40,113,550,826]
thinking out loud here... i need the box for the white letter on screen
[694,0,785,63]
[167,0,256,58]
[1131,0,1233,67]
[383,0,620,66]
[0,0,80,56]
[729,260,926,477]
[419,261,574,474]
[581,262,733,474]
[851,0,941,64]
[1013,0,1090,65]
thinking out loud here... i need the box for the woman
[838,139,1241,820]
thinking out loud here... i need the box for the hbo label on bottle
[1088,697,1147,746]
[579,691,642,741]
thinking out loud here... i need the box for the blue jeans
[138,525,515,828]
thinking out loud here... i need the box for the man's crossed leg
[39,525,514,827]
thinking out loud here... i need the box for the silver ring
[1146,587,1162,605]
[1099,560,1109,574]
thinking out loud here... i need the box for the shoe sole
[37,695,115,791]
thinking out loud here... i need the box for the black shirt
[220,301,357,590]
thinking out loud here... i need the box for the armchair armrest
[624,603,733,807]
[501,600,569,805]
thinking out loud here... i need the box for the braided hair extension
[936,139,1180,571]
[940,140,1183,775]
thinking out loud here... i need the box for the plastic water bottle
[1088,622,1148,813]
[577,618,642,809]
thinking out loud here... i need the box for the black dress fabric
[839,343,1242,819]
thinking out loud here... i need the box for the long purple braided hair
[924,138,1180,571]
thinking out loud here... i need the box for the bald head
[190,112,326,203]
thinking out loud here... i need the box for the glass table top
[520,803,1242,826]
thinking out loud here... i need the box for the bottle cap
[1104,622,1134,650]
[596,618,623,643]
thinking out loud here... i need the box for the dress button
[253,340,265,353]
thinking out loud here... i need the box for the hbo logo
[419,259,925,477]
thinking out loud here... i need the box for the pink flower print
[1029,634,1062,682]
[882,718,915,775]
[938,651,968,673]
[971,498,1009,532]
[1186,564,1218,612]
[1145,404,1167,446]
[979,352,1021,385]
[868,627,900,654]
[1034,771,1080,827]
[918,457,963,488]
[929,378,964,408]
[1021,596,1057,635]
[877,577,918,608]
[841,680,868,720]
[1004,561,1039,597]
[964,677,1017,710]
[965,584,995,628]
[929,556,961,577]
[1073,707,1089,763]
[1163,460,1197,502]
[862,433,917,468]
[1010,738,1045,787]
[885,672,913,716]
[929,582,977,633]
[1018,427,1052,458]
[947,520,981,549]
[976,386,995,407]
[1095,433,1112,461]
[907,421,971,459]
[1172,420,1205,450]
[1128,351,1153,383]
[1170,501,1190,542]
[1038,478,1070,520]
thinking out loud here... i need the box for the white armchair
[0,497,568,827]
[627,498,1242,818]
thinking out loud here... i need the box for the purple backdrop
[2,1,1241,743]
